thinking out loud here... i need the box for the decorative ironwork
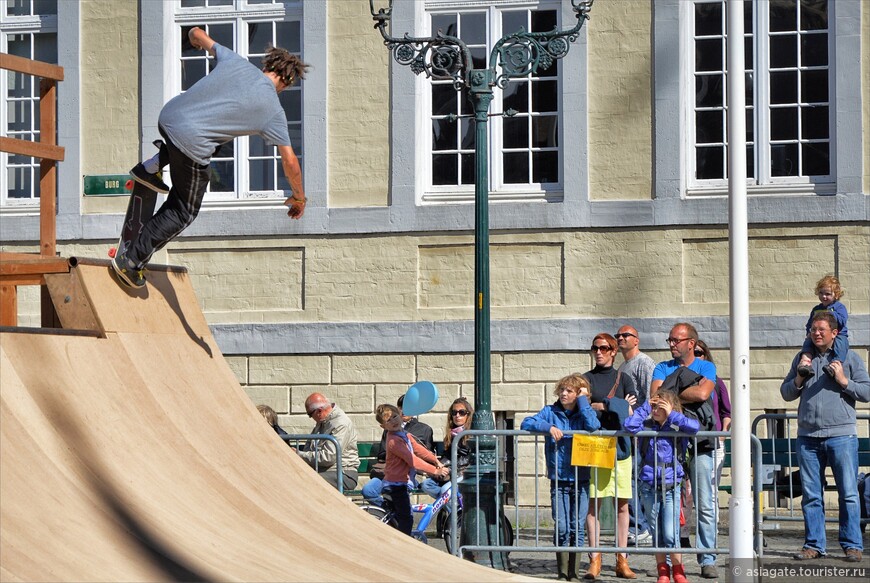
[370,0,593,91]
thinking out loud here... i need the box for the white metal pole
[726,0,754,568]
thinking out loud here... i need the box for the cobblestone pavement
[427,517,870,582]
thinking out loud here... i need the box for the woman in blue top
[521,373,600,581]
[624,390,699,583]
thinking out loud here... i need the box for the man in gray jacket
[780,312,870,563]
[297,393,360,491]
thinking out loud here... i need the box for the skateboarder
[112,26,309,288]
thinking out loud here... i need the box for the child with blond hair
[624,390,699,583]
[521,373,600,581]
[797,275,849,379]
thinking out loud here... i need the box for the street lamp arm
[490,0,594,89]
[371,0,471,89]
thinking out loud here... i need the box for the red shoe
[672,564,689,583]
[656,562,671,583]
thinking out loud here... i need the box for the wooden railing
[0,53,66,326]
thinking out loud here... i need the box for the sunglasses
[694,349,705,357]
[451,409,469,417]
[590,345,612,352]
[614,332,636,339]
[306,406,327,418]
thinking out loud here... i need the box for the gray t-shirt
[159,43,291,165]
[618,351,655,405]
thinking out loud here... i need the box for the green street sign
[83,174,133,196]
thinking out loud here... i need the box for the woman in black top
[583,333,638,579]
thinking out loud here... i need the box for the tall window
[1,0,57,206]
[426,2,562,202]
[690,0,832,192]
[175,0,302,201]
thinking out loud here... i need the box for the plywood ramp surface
[0,264,528,582]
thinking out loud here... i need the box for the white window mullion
[756,4,771,186]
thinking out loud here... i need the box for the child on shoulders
[797,274,849,379]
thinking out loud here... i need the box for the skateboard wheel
[108,247,117,258]
[125,179,134,190]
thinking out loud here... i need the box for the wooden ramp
[0,263,525,582]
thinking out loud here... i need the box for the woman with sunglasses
[419,398,475,497]
[693,340,732,486]
[441,398,475,473]
[583,333,638,579]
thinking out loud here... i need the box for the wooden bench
[344,441,380,497]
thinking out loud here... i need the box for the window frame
[683,0,836,197]
[420,0,566,205]
[0,0,58,207]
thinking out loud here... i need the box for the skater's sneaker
[130,163,169,194]
[111,252,146,289]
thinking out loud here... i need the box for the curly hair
[814,274,844,300]
[553,373,591,398]
[262,46,309,87]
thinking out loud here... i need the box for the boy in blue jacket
[624,390,699,583]
[522,373,600,581]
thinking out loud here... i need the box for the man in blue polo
[781,311,869,563]
[649,322,718,579]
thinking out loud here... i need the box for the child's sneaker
[797,365,814,379]
[822,364,836,378]
[111,252,145,288]
[130,163,169,193]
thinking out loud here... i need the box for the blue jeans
[419,477,446,499]
[551,480,590,547]
[797,434,862,553]
[686,451,717,566]
[361,477,385,505]
[640,482,681,549]
[362,477,441,506]
[628,454,650,534]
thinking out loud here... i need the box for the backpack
[659,367,717,454]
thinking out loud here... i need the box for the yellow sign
[571,435,616,469]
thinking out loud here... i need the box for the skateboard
[108,178,158,263]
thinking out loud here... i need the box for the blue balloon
[402,381,439,416]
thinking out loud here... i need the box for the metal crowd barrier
[281,433,345,494]
[750,412,870,530]
[446,428,740,559]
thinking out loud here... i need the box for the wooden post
[39,78,57,258]
[39,78,59,327]
[0,284,18,327]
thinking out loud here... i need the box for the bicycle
[360,481,513,556]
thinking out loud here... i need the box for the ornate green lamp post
[371,0,593,568]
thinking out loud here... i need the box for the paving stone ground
[425,514,870,582]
